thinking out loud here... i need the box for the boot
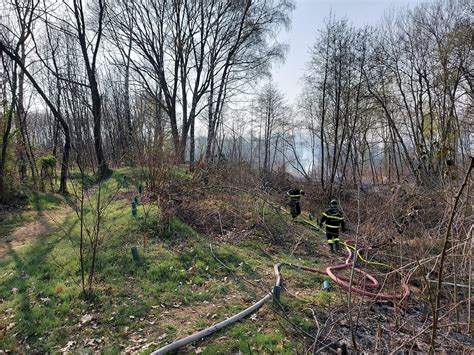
[291,211,297,219]
[329,244,334,253]
[335,241,340,252]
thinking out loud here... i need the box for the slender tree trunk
[74,0,109,178]
[52,119,60,156]
[155,86,164,157]
[16,44,36,185]
[320,58,328,190]
[189,113,195,169]
[429,157,474,354]
[16,78,38,187]
[16,90,27,183]
[124,34,133,165]
[205,70,215,162]
[0,69,17,202]
[0,41,71,195]
[90,79,109,178]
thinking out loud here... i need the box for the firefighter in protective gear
[320,199,345,252]
[287,188,305,219]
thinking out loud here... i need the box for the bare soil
[0,207,70,258]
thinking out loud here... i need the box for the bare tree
[110,0,293,164]
[255,81,288,177]
[70,0,110,178]
[0,0,73,196]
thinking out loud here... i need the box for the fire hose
[294,217,410,299]
[152,239,410,354]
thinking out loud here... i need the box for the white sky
[272,0,426,104]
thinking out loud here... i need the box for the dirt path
[0,207,71,258]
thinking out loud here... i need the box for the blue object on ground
[131,200,137,217]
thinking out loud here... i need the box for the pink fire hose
[325,240,410,301]
[152,242,409,353]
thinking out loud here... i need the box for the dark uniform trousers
[320,207,345,251]
[287,189,303,218]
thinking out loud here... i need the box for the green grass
[170,165,193,180]
[200,324,302,354]
[28,191,65,211]
[161,217,199,239]
[0,232,78,351]
[0,190,65,237]
[0,211,36,236]
[0,168,329,353]
[0,168,222,351]
[67,170,96,190]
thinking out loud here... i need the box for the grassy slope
[0,169,340,353]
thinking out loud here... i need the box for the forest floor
[0,168,472,353]
[0,196,70,258]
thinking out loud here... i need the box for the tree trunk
[16,44,38,186]
[124,34,133,165]
[59,128,71,194]
[0,41,71,195]
[0,76,16,202]
[320,41,329,190]
[189,113,195,169]
[91,84,109,178]
[74,0,109,179]
[205,71,215,162]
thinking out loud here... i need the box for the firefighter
[287,188,305,219]
[320,199,345,252]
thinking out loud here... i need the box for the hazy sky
[272,0,426,104]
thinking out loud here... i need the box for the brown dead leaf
[59,341,75,352]
[80,314,94,325]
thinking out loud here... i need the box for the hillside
[1,0,473,353]
[1,167,472,353]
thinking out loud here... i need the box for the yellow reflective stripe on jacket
[327,239,334,244]
[326,224,341,229]
[322,213,344,220]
